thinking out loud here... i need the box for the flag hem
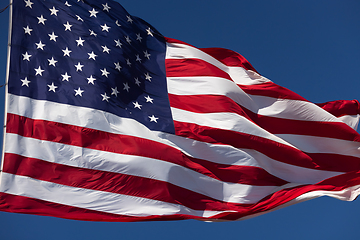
[238,183,360,221]
[0,0,13,186]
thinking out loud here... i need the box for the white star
[111,87,119,97]
[64,21,72,31]
[21,77,30,87]
[135,55,142,63]
[149,115,158,123]
[100,24,110,32]
[89,29,97,37]
[123,82,130,92]
[102,3,111,12]
[37,15,47,25]
[75,62,84,71]
[23,26,33,35]
[126,15,133,24]
[89,8,98,17]
[48,32,58,42]
[61,72,71,81]
[146,28,154,37]
[35,41,45,50]
[115,20,121,27]
[24,0,34,8]
[49,6,59,16]
[134,77,141,86]
[34,66,44,76]
[136,33,142,42]
[87,75,96,85]
[48,82,58,92]
[126,59,131,67]
[125,36,131,44]
[48,57,58,67]
[144,50,151,60]
[65,1,72,7]
[88,51,97,60]
[145,95,153,103]
[101,92,110,102]
[76,15,84,22]
[102,45,110,54]
[145,72,152,82]
[74,87,84,97]
[76,37,85,46]
[114,39,122,48]
[114,62,122,71]
[133,102,142,109]
[22,52,32,61]
[101,68,110,78]
[62,47,72,57]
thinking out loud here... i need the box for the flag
[0,0,360,222]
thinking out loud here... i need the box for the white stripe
[4,134,278,204]
[276,134,360,158]
[166,42,271,85]
[252,95,341,122]
[171,107,295,148]
[167,76,258,112]
[294,184,360,202]
[0,172,225,218]
[7,94,161,143]
[338,114,360,130]
[242,149,342,184]
[167,76,342,123]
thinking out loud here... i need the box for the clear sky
[0,0,359,239]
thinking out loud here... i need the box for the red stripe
[306,152,360,172]
[242,107,360,142]
[165,58,232,80]
[317,99,360,117]
[1,153,233,211]
[168,93,254,122]
[174,121,316,169]
[238,82,308,101]
[165,37,258,72]
[174,121,360,172]
[169,94,360,142]
[199,47,258,73]
[0,192,193,222]
[5,113,286,186]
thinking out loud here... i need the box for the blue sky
[0,0,360,239]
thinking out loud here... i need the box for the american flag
[0,0,360,221]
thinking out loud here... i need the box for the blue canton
[9,0,175,133]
